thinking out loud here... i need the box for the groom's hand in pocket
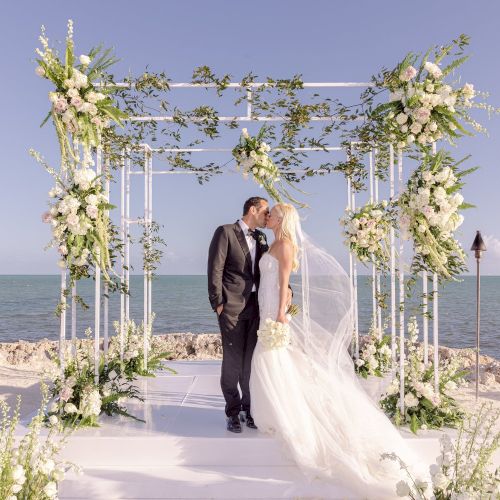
[216,304,224,316]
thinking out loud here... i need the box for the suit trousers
[218,292,259,417]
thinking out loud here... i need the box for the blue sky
[1,0,499,275]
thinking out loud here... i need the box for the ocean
[0,275,498,359]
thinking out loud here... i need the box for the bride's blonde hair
[274,203,300,272]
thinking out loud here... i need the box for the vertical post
[120,150,125,361]
[59,270,67,374]
[389,145,396,362]
[374,149,382,335]
[369,150,377,334]
[103,156,110,364]
[347,177,357,358]
[398,148,405,415]
[423,271,429,365]
[143,146,149,372]
[475,256,480,401]
[71,284,77,358]
[148,151,153,327]
[94,145,102,385]
[351,188,359,354]
[125,150,131,322]
[246,88,252,119]
[433,273,439,393]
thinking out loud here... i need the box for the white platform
[40,361,487,499]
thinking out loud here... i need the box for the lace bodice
[258,252,280,326]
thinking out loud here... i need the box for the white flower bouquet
[372,35,496,150]
[0,387,80,499]
[341,200,394,270]
[46,329,144,427]
[35,19,126,157]
[399,150,474,280]
[109,316,175,379]
[380,317,467,434]
[383,403,500,499]
[257,318,291,350]
[354,322,393,379]
[232,126,306,207]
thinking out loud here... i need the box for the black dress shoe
[227,415,242,433]
[245,412,258,429]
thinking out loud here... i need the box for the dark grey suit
[207,221,267,417]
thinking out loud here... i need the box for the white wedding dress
[250,247,427,499]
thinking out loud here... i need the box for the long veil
[282,219,427,497]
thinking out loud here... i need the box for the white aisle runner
[58,360,443,500]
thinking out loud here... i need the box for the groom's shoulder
[214,222,238,234]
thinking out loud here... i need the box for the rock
[481,371,497,387]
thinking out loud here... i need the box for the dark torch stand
[470,230,486,402]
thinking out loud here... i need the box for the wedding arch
[34,23,490,424]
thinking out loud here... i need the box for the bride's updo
[274,203,299,272]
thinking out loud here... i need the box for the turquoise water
[0,275,498,359]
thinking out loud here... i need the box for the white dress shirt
[238,219,257,291]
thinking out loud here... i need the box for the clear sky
[1,0,499,275]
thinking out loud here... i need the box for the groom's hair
[243,197,267,215]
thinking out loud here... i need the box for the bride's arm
[275,240,293,324]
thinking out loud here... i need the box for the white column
[433,273,439,392]
[71,283,77,358]
[120,150,125,361]
[423,271,429,365]
[347,177,357,358]
[369,150,377,334]
[103,157,110,364]
[143,147,149,371]
[148,151,153,327]
[397,149,405,415]
[389,145,396,362]
[351,188,359,351]
[125,151,131,322]
[374,150,382,334]
[59,270,67,374]
[94,146,102,385]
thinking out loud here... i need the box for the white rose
[396,113,408,125]
[64,402,78,414]
[432,472,450,490]
[395,480,411,496]
[241,128,249,138]
[404,392,419,407]
[12,465,25,482]
[43,481,58,498]
[49,415,58,426]
[406,134,415,144]
[12,484,22,493]
[40,459,55,474]
[410,122,422,135]
[67,88,79,99]
[400,124,408,133]
[462,83,475,100]
[79,54,91,66]
[35,66,46,77]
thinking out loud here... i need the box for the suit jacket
[207,222,268,317]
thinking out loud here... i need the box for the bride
[250,202,426,499]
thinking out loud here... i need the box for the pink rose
[42,211,52,223]
[54,98,68,114]
[60,385,73,402]
[71,96,84,111]
[399,65,417,82]
[85,205,99,219]
[414,107,431,124]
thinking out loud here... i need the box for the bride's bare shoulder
[273,239,293,258]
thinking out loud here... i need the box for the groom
[207,197,269,433]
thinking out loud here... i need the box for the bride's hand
[276,312,289,324]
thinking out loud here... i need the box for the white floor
[43,361,487,499]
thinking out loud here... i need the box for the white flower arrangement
[257,318,291,350]
[232,127,306,207]
[375,36,497,150]
[380,317,467,434]
[341,200,394,270]
[0,388,80,499]
[354,322,393,378]
[383,403,500,499]
[399,150,473,280]
[109,316,174,378]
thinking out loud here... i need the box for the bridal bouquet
[372,35,493,150]
[354,322,393,379]
[46,329,143,427]
[398,150,474,280]
[380,317,466,434]
[257,318,291,350]
[383,404,500,499]
[0,388,80,500]
[341,200,394,270]
[232,127,306,207]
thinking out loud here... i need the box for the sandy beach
[1,333,500,422]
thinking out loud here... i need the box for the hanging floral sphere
[341,200,395,270]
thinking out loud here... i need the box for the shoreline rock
[1,334,499,384]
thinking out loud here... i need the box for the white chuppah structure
[58,81,441,414]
